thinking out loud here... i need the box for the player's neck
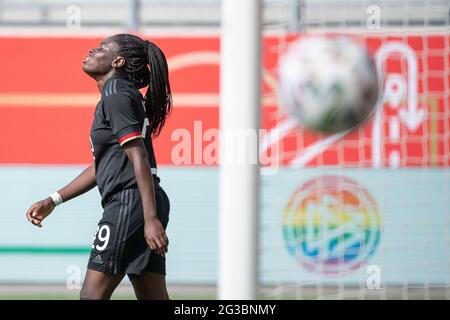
[96,71,122,93]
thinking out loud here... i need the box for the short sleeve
[104,93,143,146]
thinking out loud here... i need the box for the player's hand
[144,217,168,257]
[25,198,55,228]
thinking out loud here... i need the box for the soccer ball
[278,36,379,133]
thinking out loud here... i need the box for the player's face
[82,38,120,77]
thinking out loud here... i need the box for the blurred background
[0,0,449,299]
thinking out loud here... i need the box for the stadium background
[0,0,448,299]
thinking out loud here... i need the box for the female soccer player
[25,34,172,300]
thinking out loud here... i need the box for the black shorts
[87,181,170,278]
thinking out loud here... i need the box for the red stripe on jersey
[118,132,142,144]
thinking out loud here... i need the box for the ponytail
[144,41,172,137]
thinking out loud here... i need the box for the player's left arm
[123,138,168,257]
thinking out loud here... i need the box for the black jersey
[89,76,157,205]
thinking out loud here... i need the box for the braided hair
[110,34,172,137]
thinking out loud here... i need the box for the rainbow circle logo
[282,175,381,275]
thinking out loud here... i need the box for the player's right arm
[25,163,97,227]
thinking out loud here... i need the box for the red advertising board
[0,35,448,167]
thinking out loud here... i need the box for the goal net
[259,0,449,299]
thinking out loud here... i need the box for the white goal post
[218,0,263,300]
